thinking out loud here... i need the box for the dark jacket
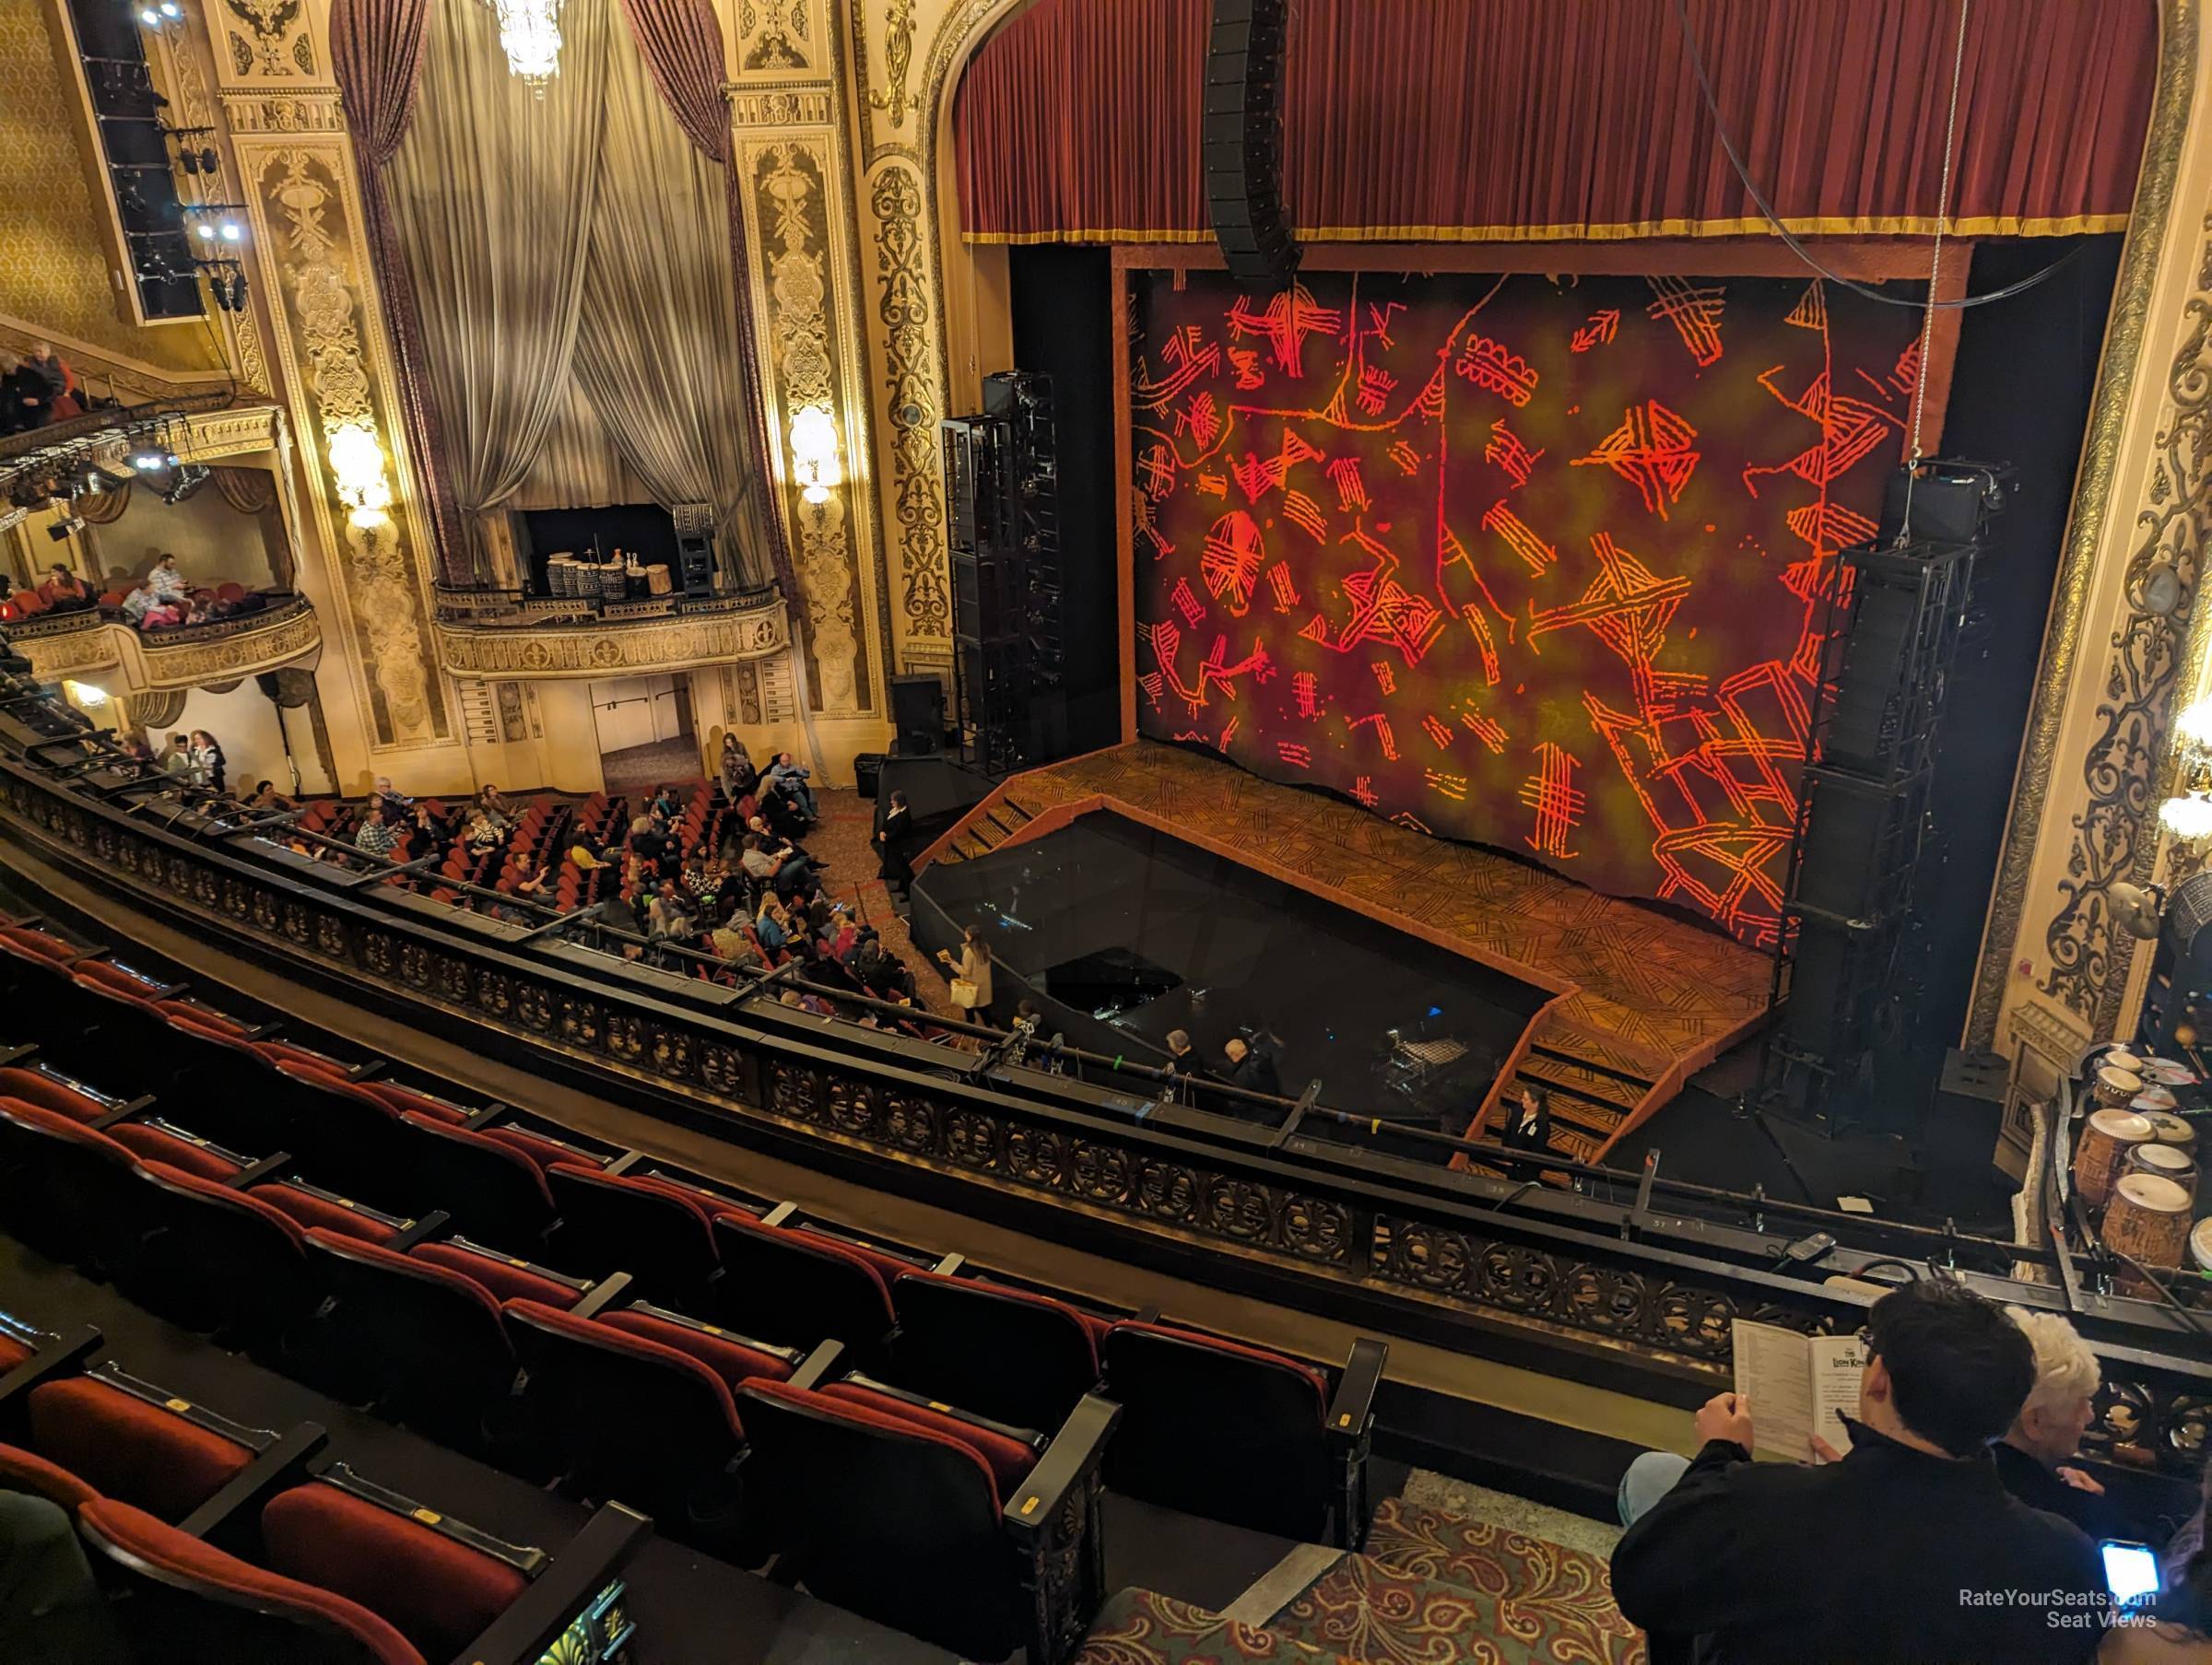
[1229,1042,1283,1097]
[1991,1440,2134,1543]
[1611,1420,2105,1664]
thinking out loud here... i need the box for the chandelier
[483,0,565,95]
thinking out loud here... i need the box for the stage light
[218,220,241,242]
[194,223,214,241]
[2161,761,2212,843]
[138,6,159,24]
[159,1,181,16]
[47,516,84,541]
[63,681,109,709]
[159,462,209,505]
[131,448,166,472]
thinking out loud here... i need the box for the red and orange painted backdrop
[1129,268,1928,946]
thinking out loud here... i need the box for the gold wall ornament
[737,0,814,72]
[12,597,321,693]
[246,144,448,748]
[219,0,313,79]
[864,0,917,129]
[431,602,791,679]
[867,160,948,641]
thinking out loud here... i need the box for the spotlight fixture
[130,448,166,472]
[48,516,85,542]
[158,462,209,505]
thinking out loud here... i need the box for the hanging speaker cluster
[1205,0,1300,290]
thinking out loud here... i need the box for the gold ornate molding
[431,601,791,681]
[14,597,320,693]
[733,0,821,75]
[215,0,315,80]
[729,87,832,127]
[220,90,347,135]
[1969,0,2204,1049]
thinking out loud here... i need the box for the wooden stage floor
[923,742,1773,1161]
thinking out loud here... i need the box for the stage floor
[922,743,1773,1159]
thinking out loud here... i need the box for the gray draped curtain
[374,0,773,590]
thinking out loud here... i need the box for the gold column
[205,0,454,768]
[726,2,890,740]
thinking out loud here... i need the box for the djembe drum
[2075,1108,2155,1207]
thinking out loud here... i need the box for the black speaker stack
[1206,0,1299,289]
[940,370,1063,776]
[671,502,717,599]
[1761,461,2012,1134]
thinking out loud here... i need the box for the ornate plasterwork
[1970,0,2204,1048]
[729,87,832,128]
[736,0,818,73]
[221,92,346,135]
[243,143,445,748]
[218,0,314,80]
[433,603,790,680]
[867,161,947,639]
[864,0,918,129]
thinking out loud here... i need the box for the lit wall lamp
[64,681,110,709]
[325,422,392,529]
[789,404,842,505]
[2159,697,2212,841]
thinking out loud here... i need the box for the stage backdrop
[1128,268,1927,945]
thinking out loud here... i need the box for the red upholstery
[312,1230,504,1327]
[0,1441,100,1513]
[0,925,80,969]
[253,1040,354,1075]
[1108,1320,1329,1415]
[597,1308,794,1391]
[0,1097,135,1165]
[109,1125,241,1183]
[70,960,165,1007]
[252,1184,399,1245]
[819,1382,1037,1497]
[402,1115,554,1205]
[500,1300,744,1435]
[478,1125,581,1171]
[359,1083,467,1126]
[78,1498,424,1665]
[713,1208,893,1309]
[28,1378,254,1523]
[0,1334,30,1372]
[154,1000,254,1038]
[159,1168,308,1249]
[262,1484,528,1664]
[895,1269,1105,1369]
[744,1378,1002,1515]
[410,1241,580,1308]
[0,1066,108,1123]
[803,1228,934,1289]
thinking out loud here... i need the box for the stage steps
[935,794,1037,863]
[1469,1012,1662,1168]
[1072,1496,1642,1665]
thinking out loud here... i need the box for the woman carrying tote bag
[937,924,994,1024]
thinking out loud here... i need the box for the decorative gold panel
[433,600,790,680]
[14,595,320,693]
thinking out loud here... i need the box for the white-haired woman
[1994,1307,2125,1541]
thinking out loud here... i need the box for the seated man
[1994,1307,2131,1542]
[1611,1281,2104,1663]
[351,803,400,861]
[739,831,814,897]
[766,751,818,820]
[1224,1034,1283,1097]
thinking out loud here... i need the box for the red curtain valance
[955,0,2158,244]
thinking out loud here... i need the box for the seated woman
[36,563,92,612]
[755,891,795,955]
[475,784,514,833]
[462,806,503,856]
[719,733,758,800]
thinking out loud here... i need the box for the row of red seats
[0,1314,643,1664]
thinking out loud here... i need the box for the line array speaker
[1205,0,1299,289]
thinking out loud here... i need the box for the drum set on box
[2073,1048,2206,1291]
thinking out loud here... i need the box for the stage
[914,743,1774,1163]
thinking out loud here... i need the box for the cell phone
[2100,1540,2161,1605]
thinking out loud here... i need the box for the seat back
[1100,1322,1334,1539]
[306,1231,517,1435]
[77,1498,424,1665]
[0,1098,148,1271]
[736,1379,1021,1659]
[275,1061,417,1202]
[403,1115,555,1246]
[710,1212,895,1357]
[543,1164,716,1303]
[262,1482,531,1664]
[26,1373,260,1523]
[125,1165,317,1337]
[501,1300,747,1538]
[890,1273,1101,1433]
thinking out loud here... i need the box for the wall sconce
[2160,697,2212,841]
[789,404,842,505]
[64,680,110,709]
[325,422,392,529]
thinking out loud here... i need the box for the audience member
[352,803,400,860]
[740,831,814,897]
[36,564,91,612]
[158,733,192,777]
[647,879,697,942]
[187,730,226,795]
[1610,1280,2105,1663]
[0,353,48,433]
[463,804,504,855]
[509,849,547,904]
[877,788,917,895]
[756,891,795,953]
[937,924,994,1021]
[1224,1034,1282,1096]
[570,831,614,872]
[23,342,76,419]
[245,780,293,812]
[371,775,409,822]
[1503,1085,1551,1153]
[759,776,811,842]
[766,751,818,820]
[146,552,188,603]
[1993,1309,2128,1541]
[711,914,764,971]
[476,785,514,831]
[720,733,758,799]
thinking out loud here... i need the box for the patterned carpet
[803,783,946,1014]
[1072,1497,1644,1665]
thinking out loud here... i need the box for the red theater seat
[124,1165,317,1338]
[710,1210,896,1358]
[403,1114,556,1246]
[890,1272,1104,1434]
[544,1163,718,1302]
[409,1239,586,1309]
[107,1120,245,1184]
[596,1302,798,1393]
[77,1497,424,1665]
[0,1062,115,1123]
[0,1097,152,1272]
[252,1182,403,1245]
[261,1479,531,1664]
[27,1372,261,1523]
[0,1441,100,1514]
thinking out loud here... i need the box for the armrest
[240,1022,283,1042]
[789,1340,844,1390]
[453,1503,652,1665]
[1324,1337,1389,1551]
[1005,1391,1122,1547]
[345,1060,386,1082]
[387,1209,453,1254]
[0,1325,101,1435]
[463,1104,508,1131]
[933,1251,966,1276]
[1325,1337,1388,1439]
[0,1042,37,1066]
[177,1422,328,1553]
[605,1150,643,1176]
[568,1272,633,1321]
[223,1151,293,1190]
[1132,1305,1162,1326]
[761,1201,798,1227]
[87,1096,155,1131]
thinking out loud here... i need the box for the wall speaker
[1206,0,1299,288]
[889,673,945,756]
